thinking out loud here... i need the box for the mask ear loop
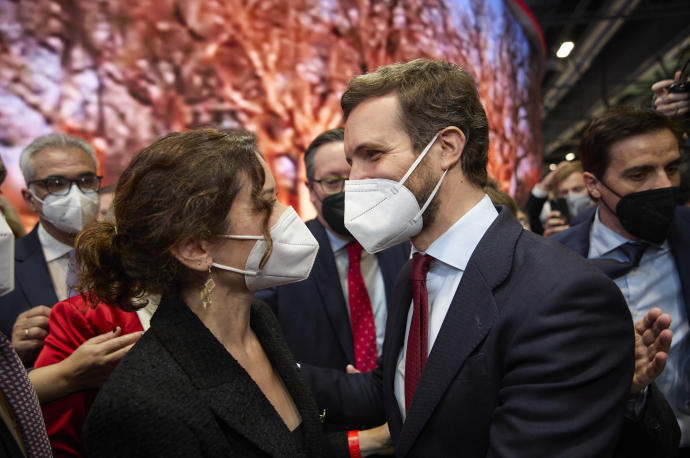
[397,132,441,188]
[413,169,448,222]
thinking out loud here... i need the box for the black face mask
[600,181,677,245]
[321,192,351,237]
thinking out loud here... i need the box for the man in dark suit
[256,128,408,372]
[300,59,634,457]
[0,134,101,365]
[553,106,687,456]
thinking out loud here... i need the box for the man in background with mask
[300,59,635,456]
[554,106,689,456]
[526,160,594,236]
[0,134,100,366]
[256,127,408,377]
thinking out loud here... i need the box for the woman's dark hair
[75,129,269,310]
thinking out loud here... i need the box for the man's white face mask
[31,186,99,234]
[212,206,319,291]
[344,132,446,253]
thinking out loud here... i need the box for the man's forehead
[31,146,96,177]
[608,129,680,169]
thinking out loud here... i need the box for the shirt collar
[37,223,73,262]
[589,207,668,258]
[417,194,498,271]
[325,225,350,254]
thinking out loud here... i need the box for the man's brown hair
[579,106,682,179]
[341,59,490,187]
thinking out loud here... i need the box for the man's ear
[583,172,602,200]
[437,127,466,171]
[21,188,39,213]
[170,236,211,272]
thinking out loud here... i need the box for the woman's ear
[170,236,211,271]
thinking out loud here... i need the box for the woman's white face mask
[211,206,319,291]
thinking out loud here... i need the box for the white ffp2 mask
[31,186,99,234]
[344,132,446,253]
[212,206,319,291]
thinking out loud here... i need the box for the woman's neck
[181,284,254,349]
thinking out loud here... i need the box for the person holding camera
[525,160,593,236]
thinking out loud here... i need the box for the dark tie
[346,242,378,372]
[405,253,432,413]
[590,242,648,279]
[0,332,52,456]
[66,249,78,299]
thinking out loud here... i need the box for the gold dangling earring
[200,265,215,310]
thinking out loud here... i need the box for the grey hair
[19,134,98,184]
[304,127,345,181]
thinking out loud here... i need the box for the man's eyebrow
[352,141,387,154]
[666,158,682,168]
[621,165,653,176]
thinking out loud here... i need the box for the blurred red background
[0,0,543,230]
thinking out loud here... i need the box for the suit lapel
[376,241,411,307]
[151,296,301,458]
[382,260,413,438]
[669,208,690,318]
[395,208,521,457]
[15,226,58,307]
[307,220,355,364]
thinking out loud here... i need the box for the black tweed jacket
[84,295,347,457]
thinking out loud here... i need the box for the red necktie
[346,241,378,372]
[405,253,432,412]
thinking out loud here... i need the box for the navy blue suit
[256,218,409,371]
[552,206,688,457]
[302,207,634,457]
[0,225,58,338]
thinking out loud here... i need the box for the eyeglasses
[311,176,348,194]
[28,174,103,196]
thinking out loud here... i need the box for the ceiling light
[565,152,575,161]
[549,163,557,171]
[556,41,575,59]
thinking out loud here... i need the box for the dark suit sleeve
[525,192,547,235]
[614,383,680,458]
[488,268,635,457]
[254,288,278,315]
[300,360,386,427]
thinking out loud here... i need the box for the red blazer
[34,295,143,457]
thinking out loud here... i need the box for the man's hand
[652,71,690,118]
[543,210,570,237]
[12,305,51,365]
[630,308,673,396]
[535,161,570,194]
[64,327,143,391]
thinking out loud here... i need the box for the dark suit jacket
[0,224,58,337]
[552,205,689,458]
[302,206,634,457]
[256,218,409,371]
[84,295,347,458]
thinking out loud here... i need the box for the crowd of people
[0,57,687,457]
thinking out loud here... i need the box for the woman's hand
[359,423,394,456]
[30,328,143,403]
